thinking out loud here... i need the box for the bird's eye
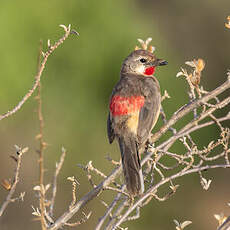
[140,58,147,63]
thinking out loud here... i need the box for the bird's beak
[148,59,168,67]
[156,59,168,66]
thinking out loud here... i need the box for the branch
[160,96,230,151]
[95,185,125,230]
[112,163,230,229]
[29,24,78,229]
[49,147,66,217]
[48,166,122,230]
[150,75,230,143]
[47,75,230,230]
[0,24,77,121]
[0,146,28,217]
[36,69,47,230]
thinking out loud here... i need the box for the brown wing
[107,113,115,144]
[137,77,161,145]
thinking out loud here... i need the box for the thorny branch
[0,23,77,223]
[0,146,28,217]
[36,80,47,230]
[30,24,79,230]
[0,24,77,121]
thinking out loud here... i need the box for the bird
[107,48,167,196]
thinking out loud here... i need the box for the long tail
[118,137,144,196]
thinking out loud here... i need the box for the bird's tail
[118,136,144,196]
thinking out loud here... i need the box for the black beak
[148,59,168,67]
[157,59,168,66]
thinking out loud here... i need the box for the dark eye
[140,58,147,63]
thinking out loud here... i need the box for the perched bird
[107,49,167,196]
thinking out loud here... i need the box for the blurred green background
[0,0,230,229]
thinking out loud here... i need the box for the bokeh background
[0,0,230,229]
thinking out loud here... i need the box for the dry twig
[49,147,66,217]
[36,73,47,230]
[31,24,78,229]
[67,176,79,210]
[0,146,28,217]
[0,24,77,121]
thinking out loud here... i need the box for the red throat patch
[144,66,155,75]
[110,95,145,116]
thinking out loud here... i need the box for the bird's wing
[137,77,161,145]
[107,112,115,144]
[107,77,129,144]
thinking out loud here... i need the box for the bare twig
[104,186,130,197]
[217,216,230,230]
[0,24,77,121]
[112,163,230,229]
[36,78,47,230]
[0,146,28,217]
[65,211,92,227]
[104,199,128,230]
[48,166,122,230]
[159,96,230,151]
[95,186,125,230]
[49,147,66,217]
[150,76,230,143]
[67,176,79,210]
[29,25,78,229]
[106,155,121,166]
[160,105,177,135]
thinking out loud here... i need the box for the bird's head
[121,49,167,76]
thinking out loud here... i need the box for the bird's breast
[109,95,145,116]
[109,95,145,135]
[126,111,139,135]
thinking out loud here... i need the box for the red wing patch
[110,95,145,116]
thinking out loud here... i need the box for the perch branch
[47,75,230,230]
[112,163,230,229]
